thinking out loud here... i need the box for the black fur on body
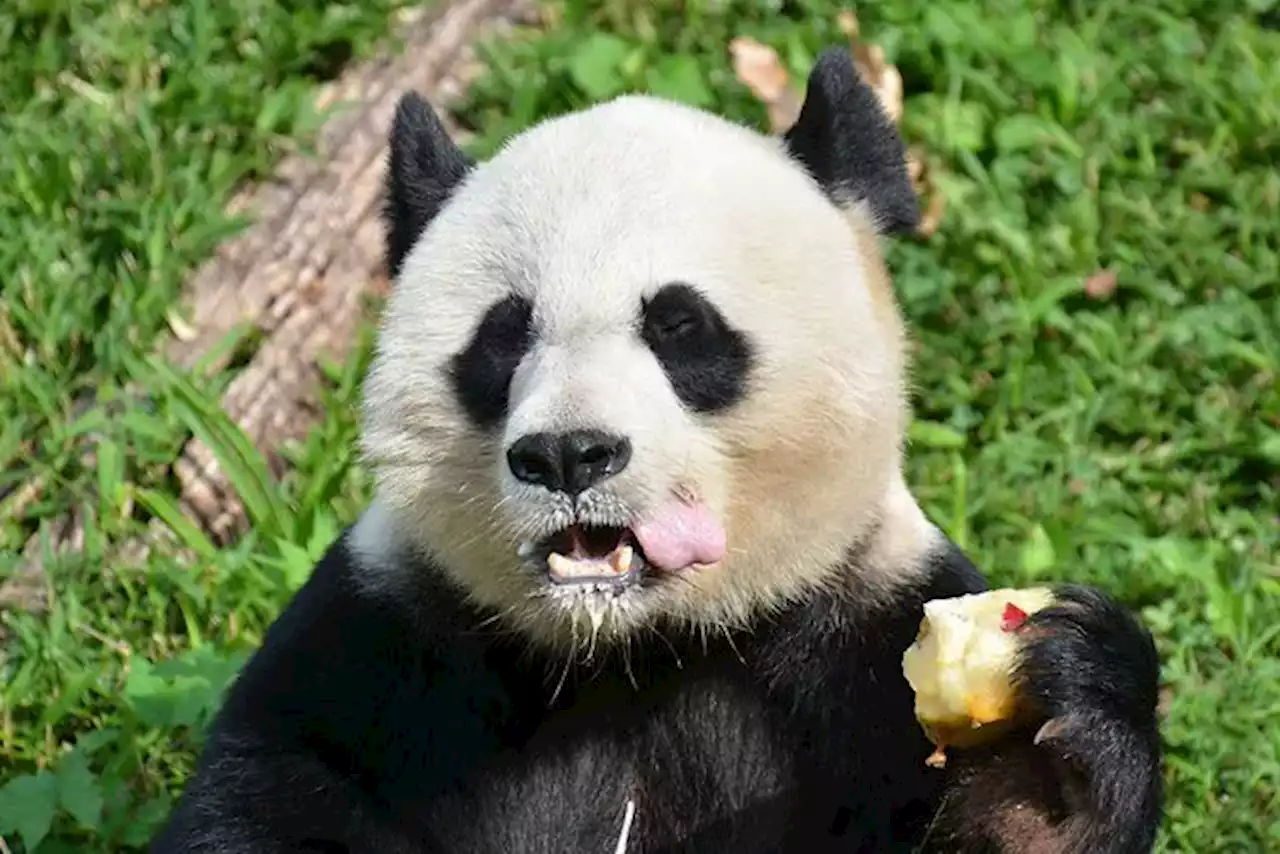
[151,531,1161,853]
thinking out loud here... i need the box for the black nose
[506,430,632,495]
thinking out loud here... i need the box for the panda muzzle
[539,499,726,584]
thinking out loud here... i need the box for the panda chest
[424,674,799,852]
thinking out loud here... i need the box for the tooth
[547,553,573,577]
[517,541,535,558]
[613,545,633,575]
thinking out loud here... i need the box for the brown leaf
[1084,269,1118,299]
[841,12,933,236]
[852,42,903,124]
[905,147,946,238]
[836,10,860,40]
[729,36,802,133]
[730,19,939,237]
[839,10,903,124]
[906,151,926,186]
[918,190,946,239]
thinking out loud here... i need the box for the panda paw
[1009,583,1164,849]
[922,584,1164,853]
[1016,584,1161,752]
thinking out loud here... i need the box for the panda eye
[639,282,754,414]
[649,310,700,342]
[642,284,713,345]
[448,294,534,429]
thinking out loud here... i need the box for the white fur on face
[358,95,930,647]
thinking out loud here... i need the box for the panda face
[359,55,923,645]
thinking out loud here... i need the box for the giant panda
[151,50,1163,853]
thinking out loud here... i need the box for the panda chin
[526,524,653,588]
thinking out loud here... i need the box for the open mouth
[529,524,650,587]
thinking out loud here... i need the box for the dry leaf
[837,10,860,40]
[918,191,947,239]
[906,145,933,198]
[729,16,942,238]
[839,12,932,234]
[905,146,946,238]
[852,42,903,124]
[729,36,802,133]
[839,10,903,123]
[1084,269,1118,299]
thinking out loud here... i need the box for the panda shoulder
[295,501,463,631]
[212,504,480,725]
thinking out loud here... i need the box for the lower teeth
[547,545,635,579]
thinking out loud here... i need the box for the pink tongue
[632,500,726,571]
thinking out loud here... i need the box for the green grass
[1,0,1277,851]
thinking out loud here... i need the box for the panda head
[358,50,927,646]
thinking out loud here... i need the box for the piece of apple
[901,587,1054,767]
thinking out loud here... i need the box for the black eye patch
[640,283,754,413]
[448,294,534,428]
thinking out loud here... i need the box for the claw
[1033,715,1076,746]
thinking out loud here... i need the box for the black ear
[384,92,474,278]
[782,49,918,235]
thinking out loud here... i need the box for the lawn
[1,0,1277,851]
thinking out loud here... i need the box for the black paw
[1017,584,1161,732]
[1013,584,1164,848]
